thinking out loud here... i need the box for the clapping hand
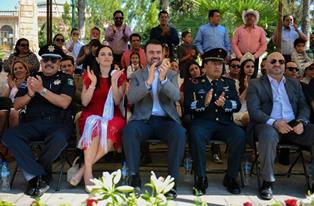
[215,92,225,107]
[87,66,97,87]
[159,58,170,81]
[204,89,213,106]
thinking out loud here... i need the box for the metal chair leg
[10,163,18,189]
[55,155,66,191]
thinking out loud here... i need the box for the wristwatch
[40,88,47,97]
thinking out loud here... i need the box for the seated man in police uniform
[2,44,75,197]
[184,48,246,195]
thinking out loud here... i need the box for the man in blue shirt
[194,10,231,58]
[272,15,307,61]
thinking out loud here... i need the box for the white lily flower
[150,171,175,194]
[112,169,122,185]
[101,171,113,190]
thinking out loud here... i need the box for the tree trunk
[301,0,310,46]
[276,0,283,51]
[77,0,86,39]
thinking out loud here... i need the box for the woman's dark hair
[89,39,101,48]
[14,38,29,55]
[53,33,65,42]
[239,59,255,95]
[92,45,115,88]
[186,61,200,79]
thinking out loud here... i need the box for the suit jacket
[127,67,181,124]
[246,75,310,144]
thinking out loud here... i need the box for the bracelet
[40,88,47,97]
[88,85,96,90]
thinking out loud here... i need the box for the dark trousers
[189,119,246,178]
[122,116,186,179]
[2,120,71,176]
[254,123,314,182]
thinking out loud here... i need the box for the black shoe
[259,181,273,200]
[193,176,208,196]
[25,177,38,196]
[223,175,241,194]
[165,184,177,200]
[33,176,50,197]
[129,175,141,190]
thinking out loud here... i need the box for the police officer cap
[38,44,64,59]
[203,48,227,62]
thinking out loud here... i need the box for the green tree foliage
[173,0,280,38]
[62,2,72,28]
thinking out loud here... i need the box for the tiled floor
[0,146,310,206]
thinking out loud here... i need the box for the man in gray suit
[247,52,314,200]
[122,39,186,199]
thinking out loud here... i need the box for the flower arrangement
[86,170,176,206]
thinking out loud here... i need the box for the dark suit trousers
[2,120,71,176]
[189,119,246,179]
[122,116,186,179]
[254,123,314,182]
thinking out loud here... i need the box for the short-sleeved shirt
[16,71,75,121]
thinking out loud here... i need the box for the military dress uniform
[184,48,246,195]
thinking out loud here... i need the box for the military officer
[2,44,75,197]
[184,48,246,195]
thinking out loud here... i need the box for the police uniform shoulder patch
[67,78,74,86]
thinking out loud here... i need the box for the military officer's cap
[202,48,227,62]
[39,44,64,59]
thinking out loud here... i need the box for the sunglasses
[72,33,79,36]
[20,43,29,47]
[230,64,240,68]
[287,67,299,72]
[114,17,123,20]
[42,57,59,63]
[270,59,285,65]
[55,38,65,42]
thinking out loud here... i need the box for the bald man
[247,52,314,200]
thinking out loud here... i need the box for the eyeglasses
[19,43,29,47]
[270,59,285,65]
[114,17,123,20]
[72,33,79,36]
[287,67,299,72]
[306,66,314,71]
[55,38,65,42]
[230,64,240,68]
[42,57,59,63]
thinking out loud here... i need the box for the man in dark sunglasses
[247,52,314,200]
[284,61,299,79]
[2,44,75,197]
[105,10,132,66]
[225,57,240,80]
